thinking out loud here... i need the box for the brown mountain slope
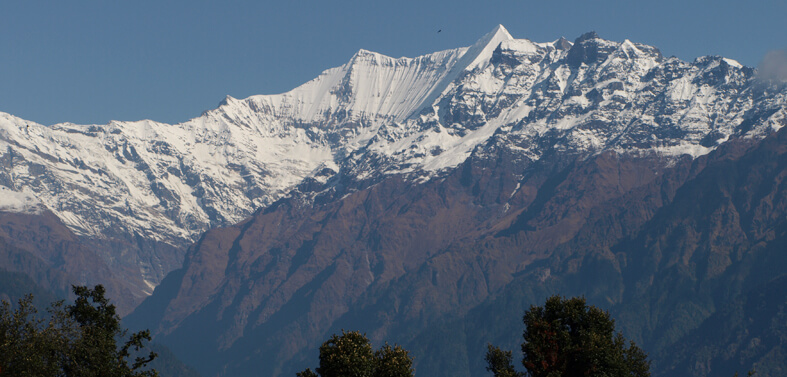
[128,127,787,377]
[0,210,140,314]
[457,127,787,376]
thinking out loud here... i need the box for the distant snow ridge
[0,25,784,290]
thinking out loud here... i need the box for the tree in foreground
[487,295,650,377]
[297,330,413,377]
[0,285,157,377]
[485,344,523,377]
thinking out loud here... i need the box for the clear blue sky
[1,0,785,126]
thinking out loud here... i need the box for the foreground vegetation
[300,295,651,377]
[297,330,414,377]
[3,289,758,377]
[486,295,650,377]
[0,285,157,376]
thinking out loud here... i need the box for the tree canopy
[487,295,650,377]
[0,285,157,377]
[297,330,413,377]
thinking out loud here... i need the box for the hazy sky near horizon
[1,0,785,126]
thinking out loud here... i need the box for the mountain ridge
[0,25,784,312]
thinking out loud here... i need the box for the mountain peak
[218,95,236,107]
[489,24,512,40]
[554,36,572,50]
[402,25,514,120]
[575,31,600,43]
[566,31,617,67]
[463,24,514,71]
[474,25,514,49]
[352,48,377,58]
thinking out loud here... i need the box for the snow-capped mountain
[0,25,784,298]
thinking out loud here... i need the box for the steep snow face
[216,24,514,127]
[235,47,467,124]
[0,25,784,291]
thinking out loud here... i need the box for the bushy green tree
[487,295,650,377]
[0,294,69,375]
[374,343,413,377]
[485,344,524,377]
[297,330,413,377]
[0,285,157,377]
